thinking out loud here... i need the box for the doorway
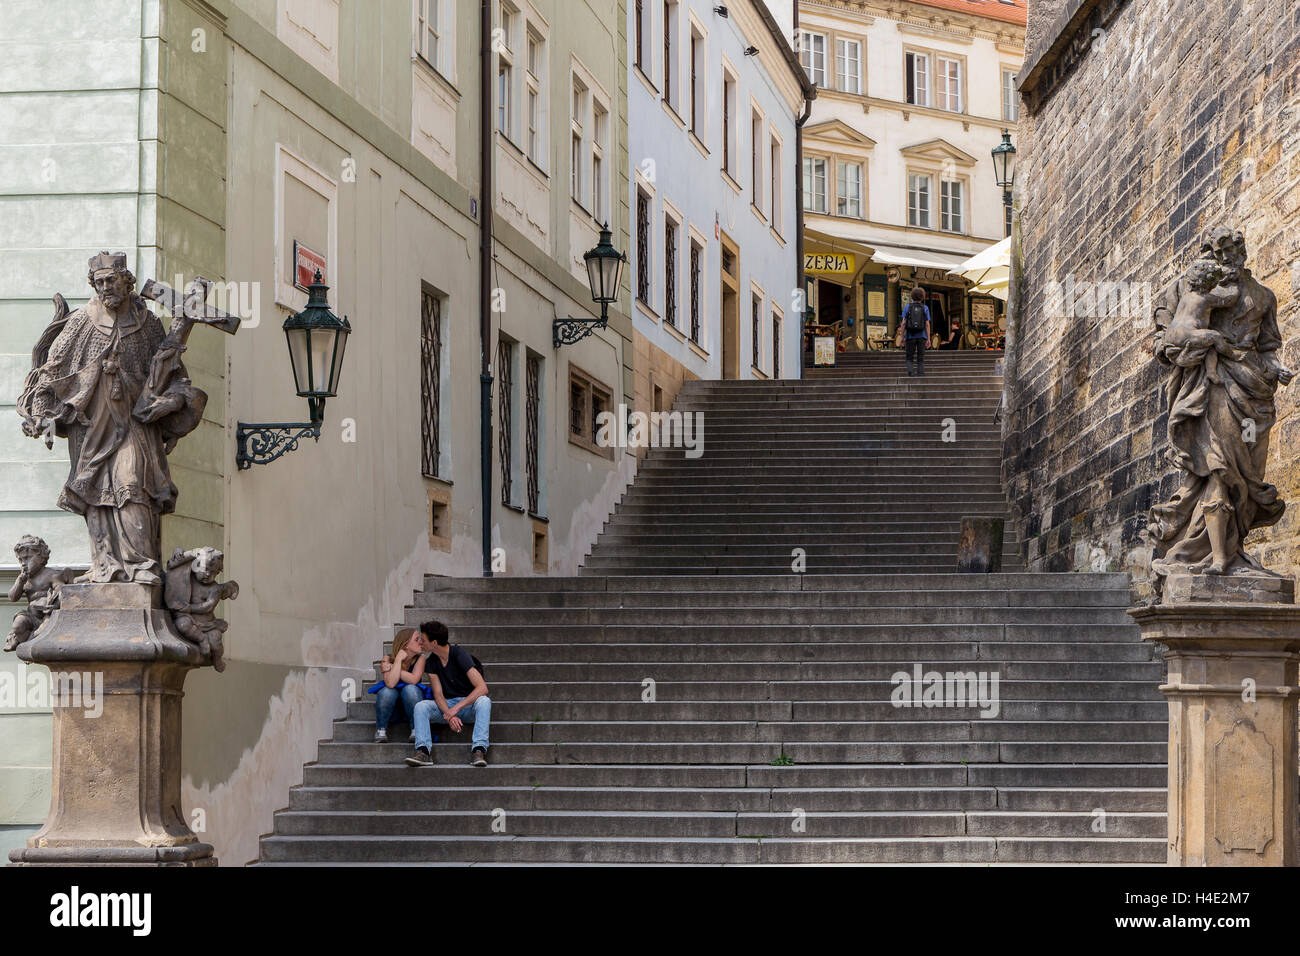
[720,232,740,379]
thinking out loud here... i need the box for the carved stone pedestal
[8,583,215,866]
[1130,585,1300,867]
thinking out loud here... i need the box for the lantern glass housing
[283,271,350,412]
[992,129,1017,191]
[584,223,626,306]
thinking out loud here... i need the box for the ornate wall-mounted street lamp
[991,129,1017,237]
[553,223,627,348]
[236,270,351,469]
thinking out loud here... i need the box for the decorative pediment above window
[899,138,978,168]
[805,120,877,151]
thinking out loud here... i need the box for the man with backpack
[902,286,932,376]
[404,619,492,767]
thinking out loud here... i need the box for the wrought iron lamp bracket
[235,399,326,470]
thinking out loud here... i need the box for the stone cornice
[1017,0,1129,104]
[800,0,1025,44]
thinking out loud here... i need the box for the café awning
[868,243,974,272]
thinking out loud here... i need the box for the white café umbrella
[949,237,1010,293]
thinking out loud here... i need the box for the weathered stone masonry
[1003,0,1300,587]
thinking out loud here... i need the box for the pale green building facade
[1,0,631,863]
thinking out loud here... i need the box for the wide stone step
[408,605,1137,625]
[376,640,1152,663]
[347,698,1167,723]
[418,573,1131,591]
[338,717,1167,746]
[257,833,1164,865]
[475,660,1162,682]
[470,679,1160,702]
[416,588,1122,610]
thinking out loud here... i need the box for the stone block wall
[1003,0,1300,585]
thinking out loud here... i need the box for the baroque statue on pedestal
[1147,227,1294,590]
[8,252,241,667]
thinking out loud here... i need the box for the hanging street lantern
[236,270,352,469]
[554,222,628,348]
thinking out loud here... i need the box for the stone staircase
[257,351,1166,865]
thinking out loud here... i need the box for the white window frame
[524,25,548,168]
[905,50,929,107]
[496,0,520,141]
[592,98,608,222]
[571,74,587,206]
[688,18,707,138]
[936,55,963,113]
[750,105,764,213]
[721,65,738,180]
[1002,67,1019,122]
[908,171,932,229]
[837,161,863,218]
[799,30,826,88]
[803,155,827,214]
[769,132,783,234]
[663,0,679,110]
[413,0,455,81]
[940,178,964,233]
[835,38,861,94]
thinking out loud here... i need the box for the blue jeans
[374,684,425,730]
[413,696,491,751]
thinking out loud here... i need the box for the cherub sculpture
[5,536,76,652]
[163,547,239,672]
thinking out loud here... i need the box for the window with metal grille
[497,337,514,506]
[751,293,761,370]
[772,313,781,378]
[689,239,701,343]
[420,288,442,479]
[568,364,613,459]
[525,353,541,515]
[664,216,678,328]
[636,188,651,304]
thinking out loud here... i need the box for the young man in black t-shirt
[404,619,492,767]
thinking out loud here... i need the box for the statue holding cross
[16,252,240,586]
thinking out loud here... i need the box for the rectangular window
[497,60,512,135]
[835,38,860,94]
[689,27,702,133]
[570,76,586,205]
[420,287,443,479]
[415,0,440,69]
[592,102,607,221]
[636,188,651,304]
[1004,200,1013,237]
[497,337,515,506]
[722,71,736,177]
[689,238,702,343]
[803,156,827,213]
[569,366,614,459]
[905,51,929,107]
[1002,68,1019,122]
[524,28,544,166]
[664,215,679,328]
[908,173,931,228]
[941,179,963,233]
[634,0,644,71]
[663,1,676,107]
[772,312,781,379]
[751,110,763,210]
[525,353,541,515]
[837,162,862,218]
[799,31,825,88]
[937,56,962,112]
[751,293,761,370]
[770,137,782,232]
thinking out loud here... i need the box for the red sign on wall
[293,240,327,291]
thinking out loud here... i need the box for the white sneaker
[409,731,416,742]
[374,728,388,743]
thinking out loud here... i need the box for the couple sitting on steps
[368,619,491,767]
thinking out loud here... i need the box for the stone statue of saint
[1148,227,1294,581]
[16,252,207,586]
